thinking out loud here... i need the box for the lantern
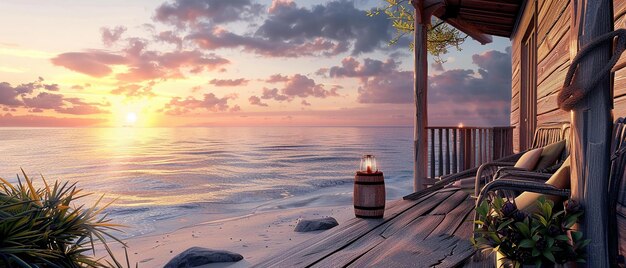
[359,154,378,173]
[354,154,385,218]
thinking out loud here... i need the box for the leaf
[515,222,530,237]
[537,215,548,227]
[577,239,591,249]
[555,235,569,241]
[571,231,583,242]
[477,201,489,219]
[497,219,514,231]
[519,239,535,248]
[543,250,556,263]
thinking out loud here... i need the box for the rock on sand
[294,217,339,232]
[164,247,243,268]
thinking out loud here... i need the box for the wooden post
[413,0,429,191]
[570,0,612,266]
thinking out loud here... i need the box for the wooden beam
[414,0,429,191]
[440,17,493,44]
[415,0,494,44]
[569,0,613,267]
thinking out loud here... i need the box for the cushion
[514,147,544,170]
[535,140,566,170]
[515,157,571,211]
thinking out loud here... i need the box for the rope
[557,29,626,111]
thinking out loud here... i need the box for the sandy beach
[103,170,412,267]
[113,204,355,267]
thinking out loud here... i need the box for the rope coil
[557,29,626,111]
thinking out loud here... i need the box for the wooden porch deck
[254,188,493,267]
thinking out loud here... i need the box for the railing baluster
[430,128,435,179]
[472,129,477,167]
[445,128,450,175]
[453,128,458,173]
[424,126,513,177]
[438,128,443,177]
[478,128,485,166]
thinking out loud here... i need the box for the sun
[126,112,138,125]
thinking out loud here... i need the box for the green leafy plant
[367,0,467,63]
[472,196,589,267]
[0,169,130,267]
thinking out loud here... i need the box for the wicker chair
[404,122,570,201]
[471,122,570,197]
[473,123,571,197]
[474,118,626,266]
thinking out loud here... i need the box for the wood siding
[511,0,626,152]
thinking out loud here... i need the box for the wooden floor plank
[379,190,456,238]
[429,195,474,238]
[435,206,480,267]
[310,228,385,268]
[347,214,446,267]
[254,188,487,268]
[252,190,444,267]
[429,190,469,215]
[359,234,468,267]
[312,191,459,267]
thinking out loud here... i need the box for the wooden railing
[426,126,514,178]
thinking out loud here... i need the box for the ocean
[0,127,414,238]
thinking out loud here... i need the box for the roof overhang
[413,0,524,44]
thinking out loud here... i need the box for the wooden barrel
[353,171,385,218]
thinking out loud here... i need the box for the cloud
[44,84,59,91]
[51,51,127,77]
[301,99,311,106]
[265,74,289,83]
[431,62,444,72]
[176,0,394,58]
[0,113,105,127]
[255,0,392,55]
[329,57,398,80]
[357,69,413,103]
[187,27,349,57]
[160,92,236,115]
[110,83,156,99]
[0,82,25,106]
[248,95,268,106]
[261,87,289,101]
[101,26,127,46]
[154,0,263,27]
[0,78,107,115]
[259,74,339,102]
[52,42,229,82]
[229,105,241,112]
[282,74,338,98]
[429,49,512,104]
[209,78,248,87]
[155,31,183,49]
[324,57,412,104]
[323,49,512,126]
[71,83,91,90]
[22,92,65,109]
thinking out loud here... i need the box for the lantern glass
[360,154,378,173]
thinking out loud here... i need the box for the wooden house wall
[511,0,626,152]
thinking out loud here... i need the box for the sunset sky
[0,0,512,127]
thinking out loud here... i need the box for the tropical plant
[367,0,467,63]
[0,169,129,267]
[472,196,589,267]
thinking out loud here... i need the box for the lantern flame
[360,154,378,173]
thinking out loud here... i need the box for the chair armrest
[474,162,516,196]
[403,151,526,201]
[496,170,553,181]
[475,179,571,209]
